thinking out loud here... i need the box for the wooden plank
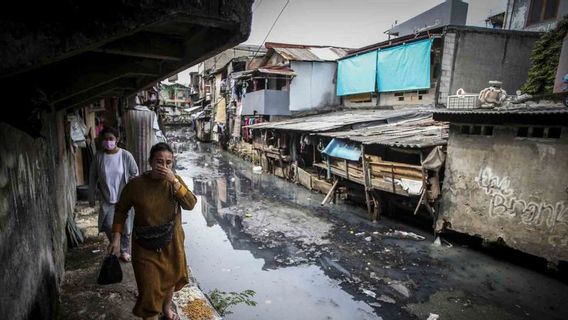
[361,145,373,217]
[365,154,381,163]
[297,167,313,190]
[371,167,423,179]
[313,177,333,194]
[413,189,426,215]
[368,161,422,171]
[321,179,340,206]
[370,178,410,196]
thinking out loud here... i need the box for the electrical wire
[252,0,291,60]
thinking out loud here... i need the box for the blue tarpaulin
[376,39,432,92]
[322,138,362,161]
[336,50,377,96]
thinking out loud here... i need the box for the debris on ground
[383,230,426,241]
[181,299,214,320]
[427,313,440,320]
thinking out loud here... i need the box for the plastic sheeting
[322,138,362,161]
[336,50,377,96]
[422,145,446,170]
[377,39,432,92]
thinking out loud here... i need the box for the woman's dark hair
[99,126,119,138]
[149,142,174,160]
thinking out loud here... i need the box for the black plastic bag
[97,254,123,285]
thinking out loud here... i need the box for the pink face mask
[102,140,116,151]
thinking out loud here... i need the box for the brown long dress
[113,172,197,318]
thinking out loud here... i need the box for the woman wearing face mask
[108,142,197,320]
[89,126,139,262]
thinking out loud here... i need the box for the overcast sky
[245,0,507,48]
[170,0,507,85]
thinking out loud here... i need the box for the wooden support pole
[413,188,427,216]
[362,147,373,217]
[371,191,381,222]
[321,179,340,206]
[390,165,396,193]
[332,186,337,204]
[326,157,331,180]
[312,143,316,164]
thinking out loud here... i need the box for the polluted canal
[168,129,568,320]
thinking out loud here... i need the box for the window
[347,93,372,103]
[516,126,562,139]
[517,127,529,137]
[459,125,494,136]
[527,0,559,25]
[532,127,545,138]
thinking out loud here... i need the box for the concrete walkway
[60,201,216,320]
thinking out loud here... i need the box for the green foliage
[521,15,568,94]
[208,289,257,316]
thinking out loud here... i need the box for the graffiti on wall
[476,168,568,234]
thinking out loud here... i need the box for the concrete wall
[386,0,468,37]
[0,112,76,319]
[289,61,340,111]
[241,89,290,115]
[378,90,436,106]
[438,28,540,105]
[438,33,457,104]
[506,0,568,32]
[437,125,568,262]
[342,94,378,108]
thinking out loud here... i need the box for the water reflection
[174,137,568,320]
[176,141,383,320]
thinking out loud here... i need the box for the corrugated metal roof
[433,106,568,115]
[273,47,349,62]
[258,66,296,76]
[232,66,296,78]
[317,116,448,149]
[247,108,432,132]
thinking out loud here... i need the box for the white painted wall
[289,61,340,111]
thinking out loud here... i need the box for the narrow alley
[169,127,568,320]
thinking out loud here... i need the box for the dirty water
[168,128,568,320]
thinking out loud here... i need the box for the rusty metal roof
[433,105,568,125]
[264,42,350,61]
[317,116,448,149]
[232,66,296,78]
[247,108,432,132]
[258,66,296,76]
[272,47,349,62]
[433,106,568,115]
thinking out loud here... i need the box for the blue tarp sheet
[336,50,377,96]
[322,138,362,161]
[376,39,432,92]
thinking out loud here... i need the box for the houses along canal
[169,129,568,320]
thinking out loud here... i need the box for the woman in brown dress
[108,142,197,320]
